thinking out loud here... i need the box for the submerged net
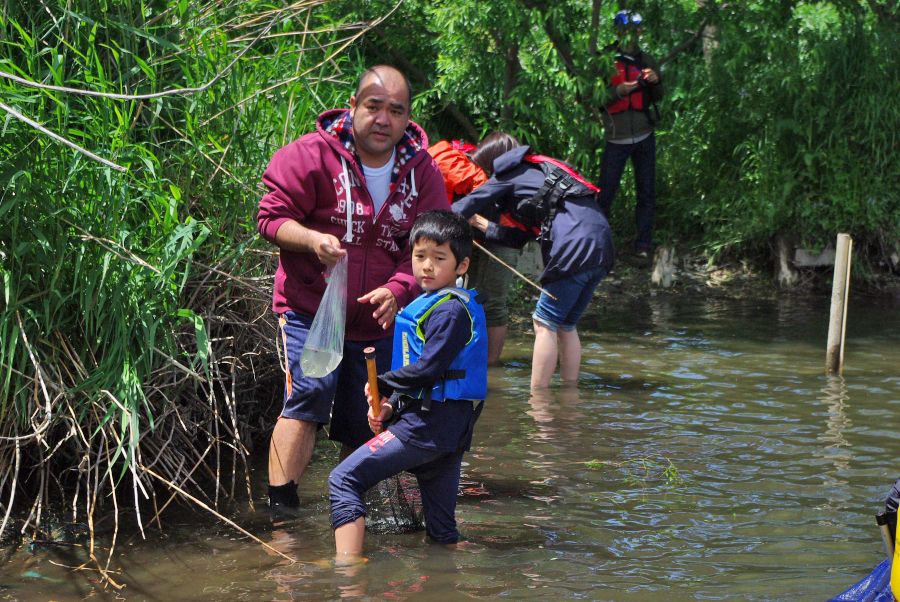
[363,472,424,534]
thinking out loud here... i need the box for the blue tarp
[828,559,893,602]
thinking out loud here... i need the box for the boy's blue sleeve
[376,300,471,399]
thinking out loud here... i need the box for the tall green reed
[0,0,376,562]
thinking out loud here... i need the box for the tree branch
[659,23,708,67]
[368,25,479,141]
[659,1,729,67]
[865,0,900,26]
[589,0,602,56]
[520,0,579,78]
[501,41,522,123]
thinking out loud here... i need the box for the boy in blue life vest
[329,209,488,562]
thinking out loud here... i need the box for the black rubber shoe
[268,480,300,512]
[632,246,653,267]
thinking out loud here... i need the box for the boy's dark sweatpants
[329,429,464,544]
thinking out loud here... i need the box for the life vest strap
[451,140,475,153]
[524,154,601,194]
[420,370,468,412]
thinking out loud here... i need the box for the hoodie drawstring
[339,157,353,243]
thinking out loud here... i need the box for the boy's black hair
[410,209,473,266]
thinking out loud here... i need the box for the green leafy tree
[351,0,900,258]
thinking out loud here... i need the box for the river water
[2,294,899,601]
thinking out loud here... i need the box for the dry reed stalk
[0,101,128,172]
[473,241,556,300]
[141,466,295,562]
[199,0,403,126]
[0,4,284,102]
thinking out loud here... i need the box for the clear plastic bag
[300,255,347,377]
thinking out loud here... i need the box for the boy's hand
[364,383,393,434]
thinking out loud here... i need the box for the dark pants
[597,133,656,251]
[279,311,392,449]
[329,430,464,544]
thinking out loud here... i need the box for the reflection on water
[2,295,899,601]
[819,376,852,482]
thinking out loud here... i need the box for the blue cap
[614,10,643,27]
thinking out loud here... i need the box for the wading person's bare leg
[268,417,316,508]
[531,320,559,389]
[557,328,581,384]
[334,517,366,562]
[487,324,508,366]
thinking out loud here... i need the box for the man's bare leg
[339,443,356,462]
[268,417,317,489]
[486,325,508,366]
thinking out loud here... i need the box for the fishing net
[363,472,424,534]
[359,345,425,535]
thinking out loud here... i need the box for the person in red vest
[427,140,486,203]
[598,10,663,261]
[429,136,521,366]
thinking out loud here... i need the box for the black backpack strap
[545,171,574,215]
[533,166,573,236]
[528,166,563,214]
[443,369,466,380]
[632,51,661,125]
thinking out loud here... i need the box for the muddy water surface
[2,295,899,601]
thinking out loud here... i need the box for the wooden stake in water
[364,347,382,433]
[825,233,852,374]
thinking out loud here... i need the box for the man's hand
[315,234,346,267]
[640,67,659,85]
[273,220,347,266]
[357,287,399,329]
[616,80,640,96]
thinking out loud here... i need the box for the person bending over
[453,142,614,389]
[431,134,522,365]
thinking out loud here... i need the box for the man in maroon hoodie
[257,65,449,511]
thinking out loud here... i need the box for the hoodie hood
[315,108,430,245]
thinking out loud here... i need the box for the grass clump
[0,0,391,576]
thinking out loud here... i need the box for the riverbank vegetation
[2,0,899,574]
